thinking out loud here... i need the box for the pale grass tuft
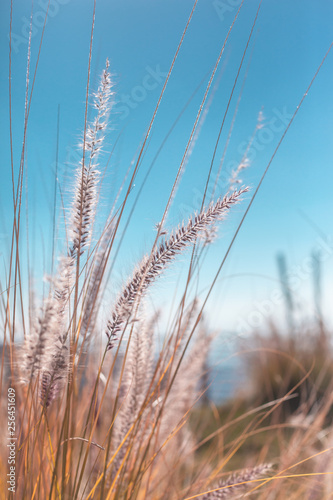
[105,187,248,349]
[200,463,272,498]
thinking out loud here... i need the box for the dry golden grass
[1,2,333,499]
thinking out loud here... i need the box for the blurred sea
[207,338,247,404]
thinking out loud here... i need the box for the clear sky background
[0,0,332,341]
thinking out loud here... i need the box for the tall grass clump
[1,1,333,499]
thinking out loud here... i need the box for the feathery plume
[158,323,213,455]
[228,109,264,193]
[105,187,248,349]
[112,317,156,475]
[71,59,113,257]
[200,464,272,499]
[22,297,57,381]
[39,339,69,408]
[22,60,114,405]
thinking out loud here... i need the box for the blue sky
[0,0,332,338]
